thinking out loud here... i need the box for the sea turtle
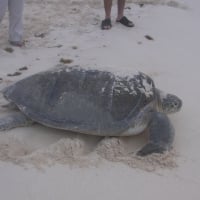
[0,65,182,156]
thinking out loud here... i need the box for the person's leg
[8,0,24,46]
[0,0,8,23]
[116,0,134,27]
[116,0,125,21]
[101,0,112,30]
[104,0,112,19]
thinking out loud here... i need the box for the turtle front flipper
[137,112,174,156]
[0,112,33,131]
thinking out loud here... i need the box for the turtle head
[156,89,182,114]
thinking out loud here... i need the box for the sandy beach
[0,0,200,199]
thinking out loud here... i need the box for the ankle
[116,15,123,21]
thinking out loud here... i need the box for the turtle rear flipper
[1,102,19,111]
[137,112,174,156]
[0,112,33,131]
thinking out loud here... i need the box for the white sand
[0,0,200,199]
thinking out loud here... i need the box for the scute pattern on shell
[2,66,157,136]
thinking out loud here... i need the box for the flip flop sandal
[9,40,25,47]
[116,16,134,27]
[101,18,112,30]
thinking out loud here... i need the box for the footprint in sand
[7,66,28,77]
[4,47,14,53]
[19,66,28,71]
[145,35,154,41]
[7,72,22,77]
[59,58,73,64]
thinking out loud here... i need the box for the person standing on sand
[0,0,24,47]
[101,0,134,30]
